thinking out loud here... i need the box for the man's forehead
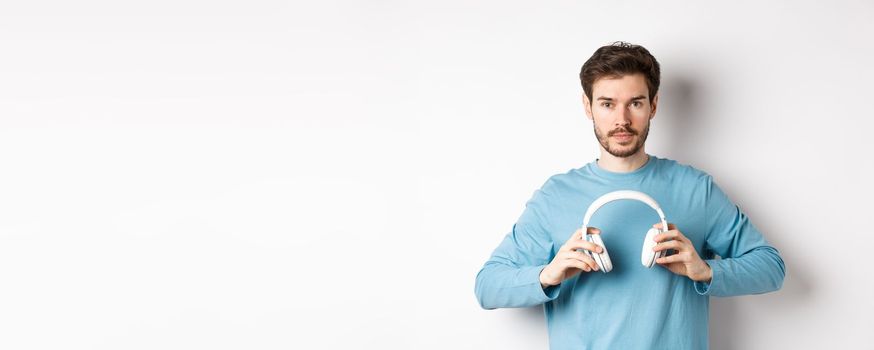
[591,74,650,100]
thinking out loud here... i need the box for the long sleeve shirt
[474,155,785,349]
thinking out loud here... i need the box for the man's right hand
[539,227,603,289]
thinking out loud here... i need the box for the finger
[562,253,598,272]
[652,222,678,231]
[560,229,584,250]
[566,227,601,242]
[655,254,686,264]
[561,250,600,271]
[652,239,684,252]
[562,258,591,272]
[653,230,682,243]
[563,239,605,254]
[566,228,585,243]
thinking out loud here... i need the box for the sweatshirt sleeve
[693,176,786,297]
[475,187,561,309]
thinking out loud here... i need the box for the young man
[474,42,785,349]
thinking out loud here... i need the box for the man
[474,42,785,349]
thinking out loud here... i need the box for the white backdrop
[1,1,872,349]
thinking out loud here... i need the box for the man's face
[583,73,658,158]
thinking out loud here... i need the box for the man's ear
[649,93,659,120]
[583,94,593,120]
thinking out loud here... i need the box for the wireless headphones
[579,190,669,273]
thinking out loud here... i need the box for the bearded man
[474,41,785,350]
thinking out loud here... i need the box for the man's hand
[539,227,603,289]
[651,223,712,283]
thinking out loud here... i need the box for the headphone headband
[581,190,669,233]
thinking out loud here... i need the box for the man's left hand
[652,223,712,283]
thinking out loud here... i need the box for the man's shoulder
[538,164,591,194]
[652,155,713,183]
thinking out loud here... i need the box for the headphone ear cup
[641,228,661,268]
[586,234,612,273]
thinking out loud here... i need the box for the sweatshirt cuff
[694,259,722,296]
[527,264,561,302]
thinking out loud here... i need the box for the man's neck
[596,149,650,173]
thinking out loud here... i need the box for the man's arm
[474,188,560,309]
[693,177,786,297]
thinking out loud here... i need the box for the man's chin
[606,144,641,158]
[609,152,636,158]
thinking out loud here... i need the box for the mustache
[608,127,637,137]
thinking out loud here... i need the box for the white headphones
[579,190,669,273]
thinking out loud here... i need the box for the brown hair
[579,41,661,102]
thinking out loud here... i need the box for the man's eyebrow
[596,95,648,102]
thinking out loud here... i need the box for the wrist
[539,269,557,289]
[691,261,713,283]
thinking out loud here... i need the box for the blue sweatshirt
[474,155,785,349]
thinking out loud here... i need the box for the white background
[1,1,872,349]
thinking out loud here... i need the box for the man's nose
[615,107,632,126]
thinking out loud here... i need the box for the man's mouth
[608,130,636,144]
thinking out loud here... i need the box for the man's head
[580,42,661,158]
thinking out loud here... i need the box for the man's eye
[632,101,642,107]
[602,103,612,108]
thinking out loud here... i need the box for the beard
[593,121,650,158]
